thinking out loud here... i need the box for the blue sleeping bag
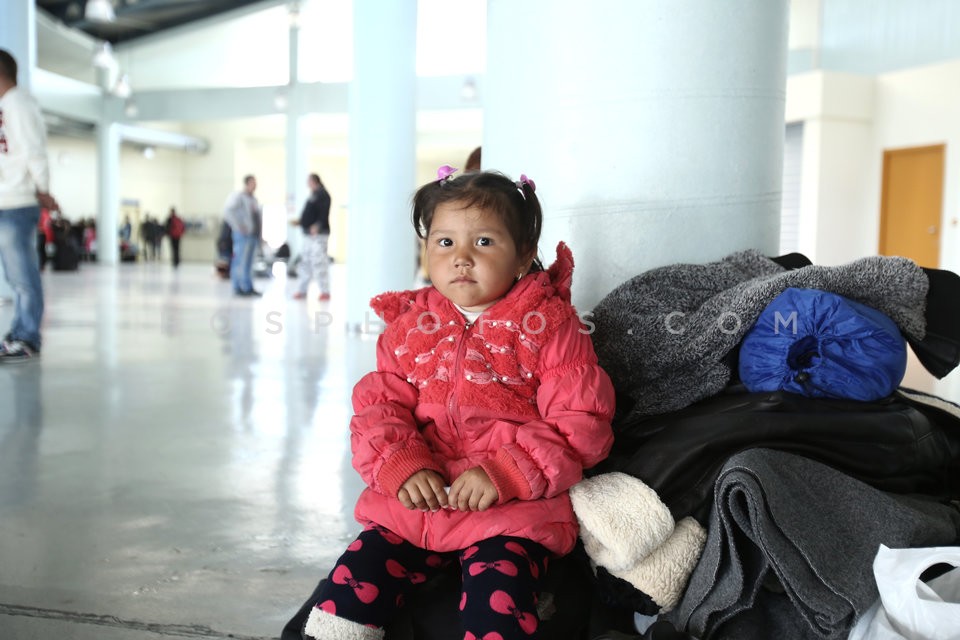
[738,287,907,401]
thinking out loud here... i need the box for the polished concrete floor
[0,260,372,639]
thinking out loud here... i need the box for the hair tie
[516,174,536,199]
[436,165,458,184]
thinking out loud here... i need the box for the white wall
[116,5,290,91]
[786,71,875,265]
[47,135,184,217]
[789,0,821,50]
[46,137,98,219]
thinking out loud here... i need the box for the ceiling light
[113,73,132,99]
[85,0,116,23]
[288,2,301,28]
[460,77,478,102]
[143,146,156,160]
[92,41,115,69]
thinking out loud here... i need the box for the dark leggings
[314,526,550,639]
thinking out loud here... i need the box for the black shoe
[0,339,40,363]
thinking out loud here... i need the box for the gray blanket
[667,449,960,640]
[591,251,928,417]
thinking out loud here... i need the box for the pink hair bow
[437,164,458,183]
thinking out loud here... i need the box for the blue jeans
[230,231,255,293]
[0,206,44,349]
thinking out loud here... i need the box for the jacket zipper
[447,321,471,449]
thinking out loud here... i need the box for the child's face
[426,202,531,312]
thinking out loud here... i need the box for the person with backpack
[165,207,185,268]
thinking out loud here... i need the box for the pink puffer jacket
[351,243,615,555]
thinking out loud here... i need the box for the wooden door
[878,144,944,268]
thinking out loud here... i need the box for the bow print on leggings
[504,541,540,579]
[467,559,519,577]
[332,565,380,604]
[464,632,504,640]
[489,590,537,635]
[386,559,426,584]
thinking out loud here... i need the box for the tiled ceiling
[37,0,269,44]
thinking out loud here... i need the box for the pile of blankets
[589,250,928,418]
[571,251,960,640]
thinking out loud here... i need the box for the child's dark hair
[412,170,544,272]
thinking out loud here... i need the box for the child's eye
[475,237,492,247]
[437,238,453,247]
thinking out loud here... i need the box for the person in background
[299,167,615,640]
[37,206,55,270]
[165,207,185,268]
[292,173,332,301]
[82,218,97,261]
[0,49,57,362]
[464,145,482,172]
[150,216,163,261]
[119,215,132,242]
[222,175,261,296]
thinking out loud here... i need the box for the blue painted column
[484,0,790,310]
[0,0,37,90]
[345,0,417,331]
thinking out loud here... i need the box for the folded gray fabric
[667,449,960,640]
[591,251,928,417]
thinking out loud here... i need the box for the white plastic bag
[848,544,960,640]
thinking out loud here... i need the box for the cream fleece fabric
[608,517,707,612]
[304,607,385,640]
[570,471,674,571]
[570,472,707,613]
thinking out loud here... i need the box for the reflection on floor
[0,261,372,639]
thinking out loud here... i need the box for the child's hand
[449,467,498,512]
[398,470,448,512]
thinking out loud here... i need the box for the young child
[304,167,615,640]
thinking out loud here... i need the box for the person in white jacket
[0,49,57,363]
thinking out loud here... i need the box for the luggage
[52,238,79,271]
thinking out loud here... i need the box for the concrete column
[285,8,308,257]
[0,0,37,90]
[484,0,790,310]
[345,0,417,330]
[97,119,121,265]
